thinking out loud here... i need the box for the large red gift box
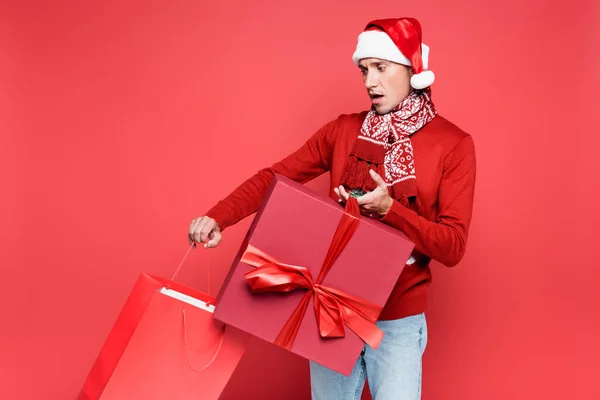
[213,174,415,376]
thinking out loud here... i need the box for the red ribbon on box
[241,197,384,351]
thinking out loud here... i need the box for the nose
[364,71,378,89]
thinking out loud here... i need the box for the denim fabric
[310,313,428,400]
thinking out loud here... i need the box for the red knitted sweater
[206,111,476,320]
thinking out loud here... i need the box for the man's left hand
[334,169,393,217]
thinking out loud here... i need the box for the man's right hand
[188,216,222,248]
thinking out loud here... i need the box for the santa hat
[352,18,435,90]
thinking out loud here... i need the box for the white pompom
[410,70,435,90]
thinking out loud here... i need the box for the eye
[377,65,386,72]
[360,69,367,75]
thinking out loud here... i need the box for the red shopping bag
[78,247,250,400]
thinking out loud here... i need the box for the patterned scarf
[340,88,437,213]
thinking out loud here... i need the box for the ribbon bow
[241,197,384,350]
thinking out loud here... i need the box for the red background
[1,1,598,399]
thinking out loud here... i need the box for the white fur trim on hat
[352,30,431,69]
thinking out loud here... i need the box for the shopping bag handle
[173,243,223,372]
[172,243,212,296]
[182,308,226,372]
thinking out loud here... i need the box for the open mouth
[370,94,384,104]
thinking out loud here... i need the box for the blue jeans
[310,313,428,400]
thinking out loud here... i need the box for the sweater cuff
[204,201,238,231]
[379,198,413,230]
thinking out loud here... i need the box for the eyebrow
[359,61,388,69]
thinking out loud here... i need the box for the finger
[333,187,342,202]
[369,169,387,189]
[356,191,375,206]
[338,186,351,201]
[199,220,216,243]
[357,203,373,215]
[191,217,204,242]
[189,218,202,243]
[193,217,210,243]
[206,231,222,248]
[189,218,200,237]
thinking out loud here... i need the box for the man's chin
[374,105,392,115]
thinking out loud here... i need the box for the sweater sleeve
[380,135,476,267]
[204,117,339,231]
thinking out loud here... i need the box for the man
[189,17,476,400]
